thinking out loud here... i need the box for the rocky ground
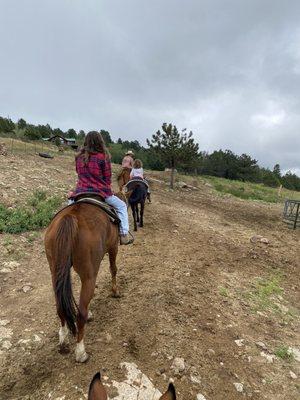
[0,152,299,399]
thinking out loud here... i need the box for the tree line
[0,116,299,191]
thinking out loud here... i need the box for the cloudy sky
[0,0,299,173]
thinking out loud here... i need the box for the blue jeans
[105,195,129,235]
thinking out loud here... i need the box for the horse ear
[88,372,108,400]
[159,383,176,400]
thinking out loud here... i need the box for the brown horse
[88,372,176,399]
[44,201,120,362]
[117,167,131,191]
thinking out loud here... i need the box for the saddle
[73,193,120,225]
[125,178,149,192]
[52,193,120,225]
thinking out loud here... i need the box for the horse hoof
[112,291,121,298]
[59,344,70,354]
[76,352,89,363]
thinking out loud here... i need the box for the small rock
[105,333,112,344]
[2,340,12,349]
[18,339,31,345]
[288,347,300,362]
[233,382,244,392]
[122,342,128,347]
[171,357,185,373]
[289,371,297,379]
[3,261,20,269]
[33,334,42,342]
[255,341,267,350]
[190,375,201,384]
[0,268,11,273]
[250,235,263,243]
[260,351,275,363]
[22,285,33,293]
[260,238,269,244]
[235,339,244,347]
[207,348,215,356]
[250,236,269,244]
[0,320,10,327]
[196,394,207,400]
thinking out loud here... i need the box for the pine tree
[147,123,199,188]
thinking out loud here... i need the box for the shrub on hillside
[0,191,61,234]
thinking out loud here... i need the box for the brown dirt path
[0,154,299,399]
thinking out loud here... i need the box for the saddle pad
[76,197,120,225]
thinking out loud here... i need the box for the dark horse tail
[129,184,147,204]
[54,214,78,336]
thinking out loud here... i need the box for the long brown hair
[77,131,110,163]
[133,159,142,168]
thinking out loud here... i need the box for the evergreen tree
[17,118,27,130]
[100,130,112,144]
[273,164,281,179]
[147,123,199,188]
[66,128,77,138]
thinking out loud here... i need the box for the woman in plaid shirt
[73,131,133,245]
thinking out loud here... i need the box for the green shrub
[0,191,61,234]
[275,346,294,361]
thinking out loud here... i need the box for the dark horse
[127,180,148,231]
[44,201,120,362]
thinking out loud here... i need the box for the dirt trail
[0,154,299,400]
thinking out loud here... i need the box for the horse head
[88,372,176,400]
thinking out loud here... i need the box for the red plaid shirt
[74,152,113,198]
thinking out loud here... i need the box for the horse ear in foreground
[88,372,108,400]
[160,383,176,400]
[88,373,176,400]
[44,202,120,362]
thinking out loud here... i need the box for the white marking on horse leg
[75,340,88,363]
[87,310,93,321]
[59,325,69,345]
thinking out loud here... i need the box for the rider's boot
[120,233,134,245]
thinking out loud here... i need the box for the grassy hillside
[150,170,300,203]
[1,137,299,204]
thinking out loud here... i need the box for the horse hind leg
[136,203,140,223]
[109,245,120,298]
[75,276,96,362]
[131,203,137,231]
[58,315,70,354]
[139,200,145,227]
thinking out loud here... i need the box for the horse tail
[129,184,146,204]
[54,214,78,336]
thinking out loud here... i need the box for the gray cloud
[0,0,299,172]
